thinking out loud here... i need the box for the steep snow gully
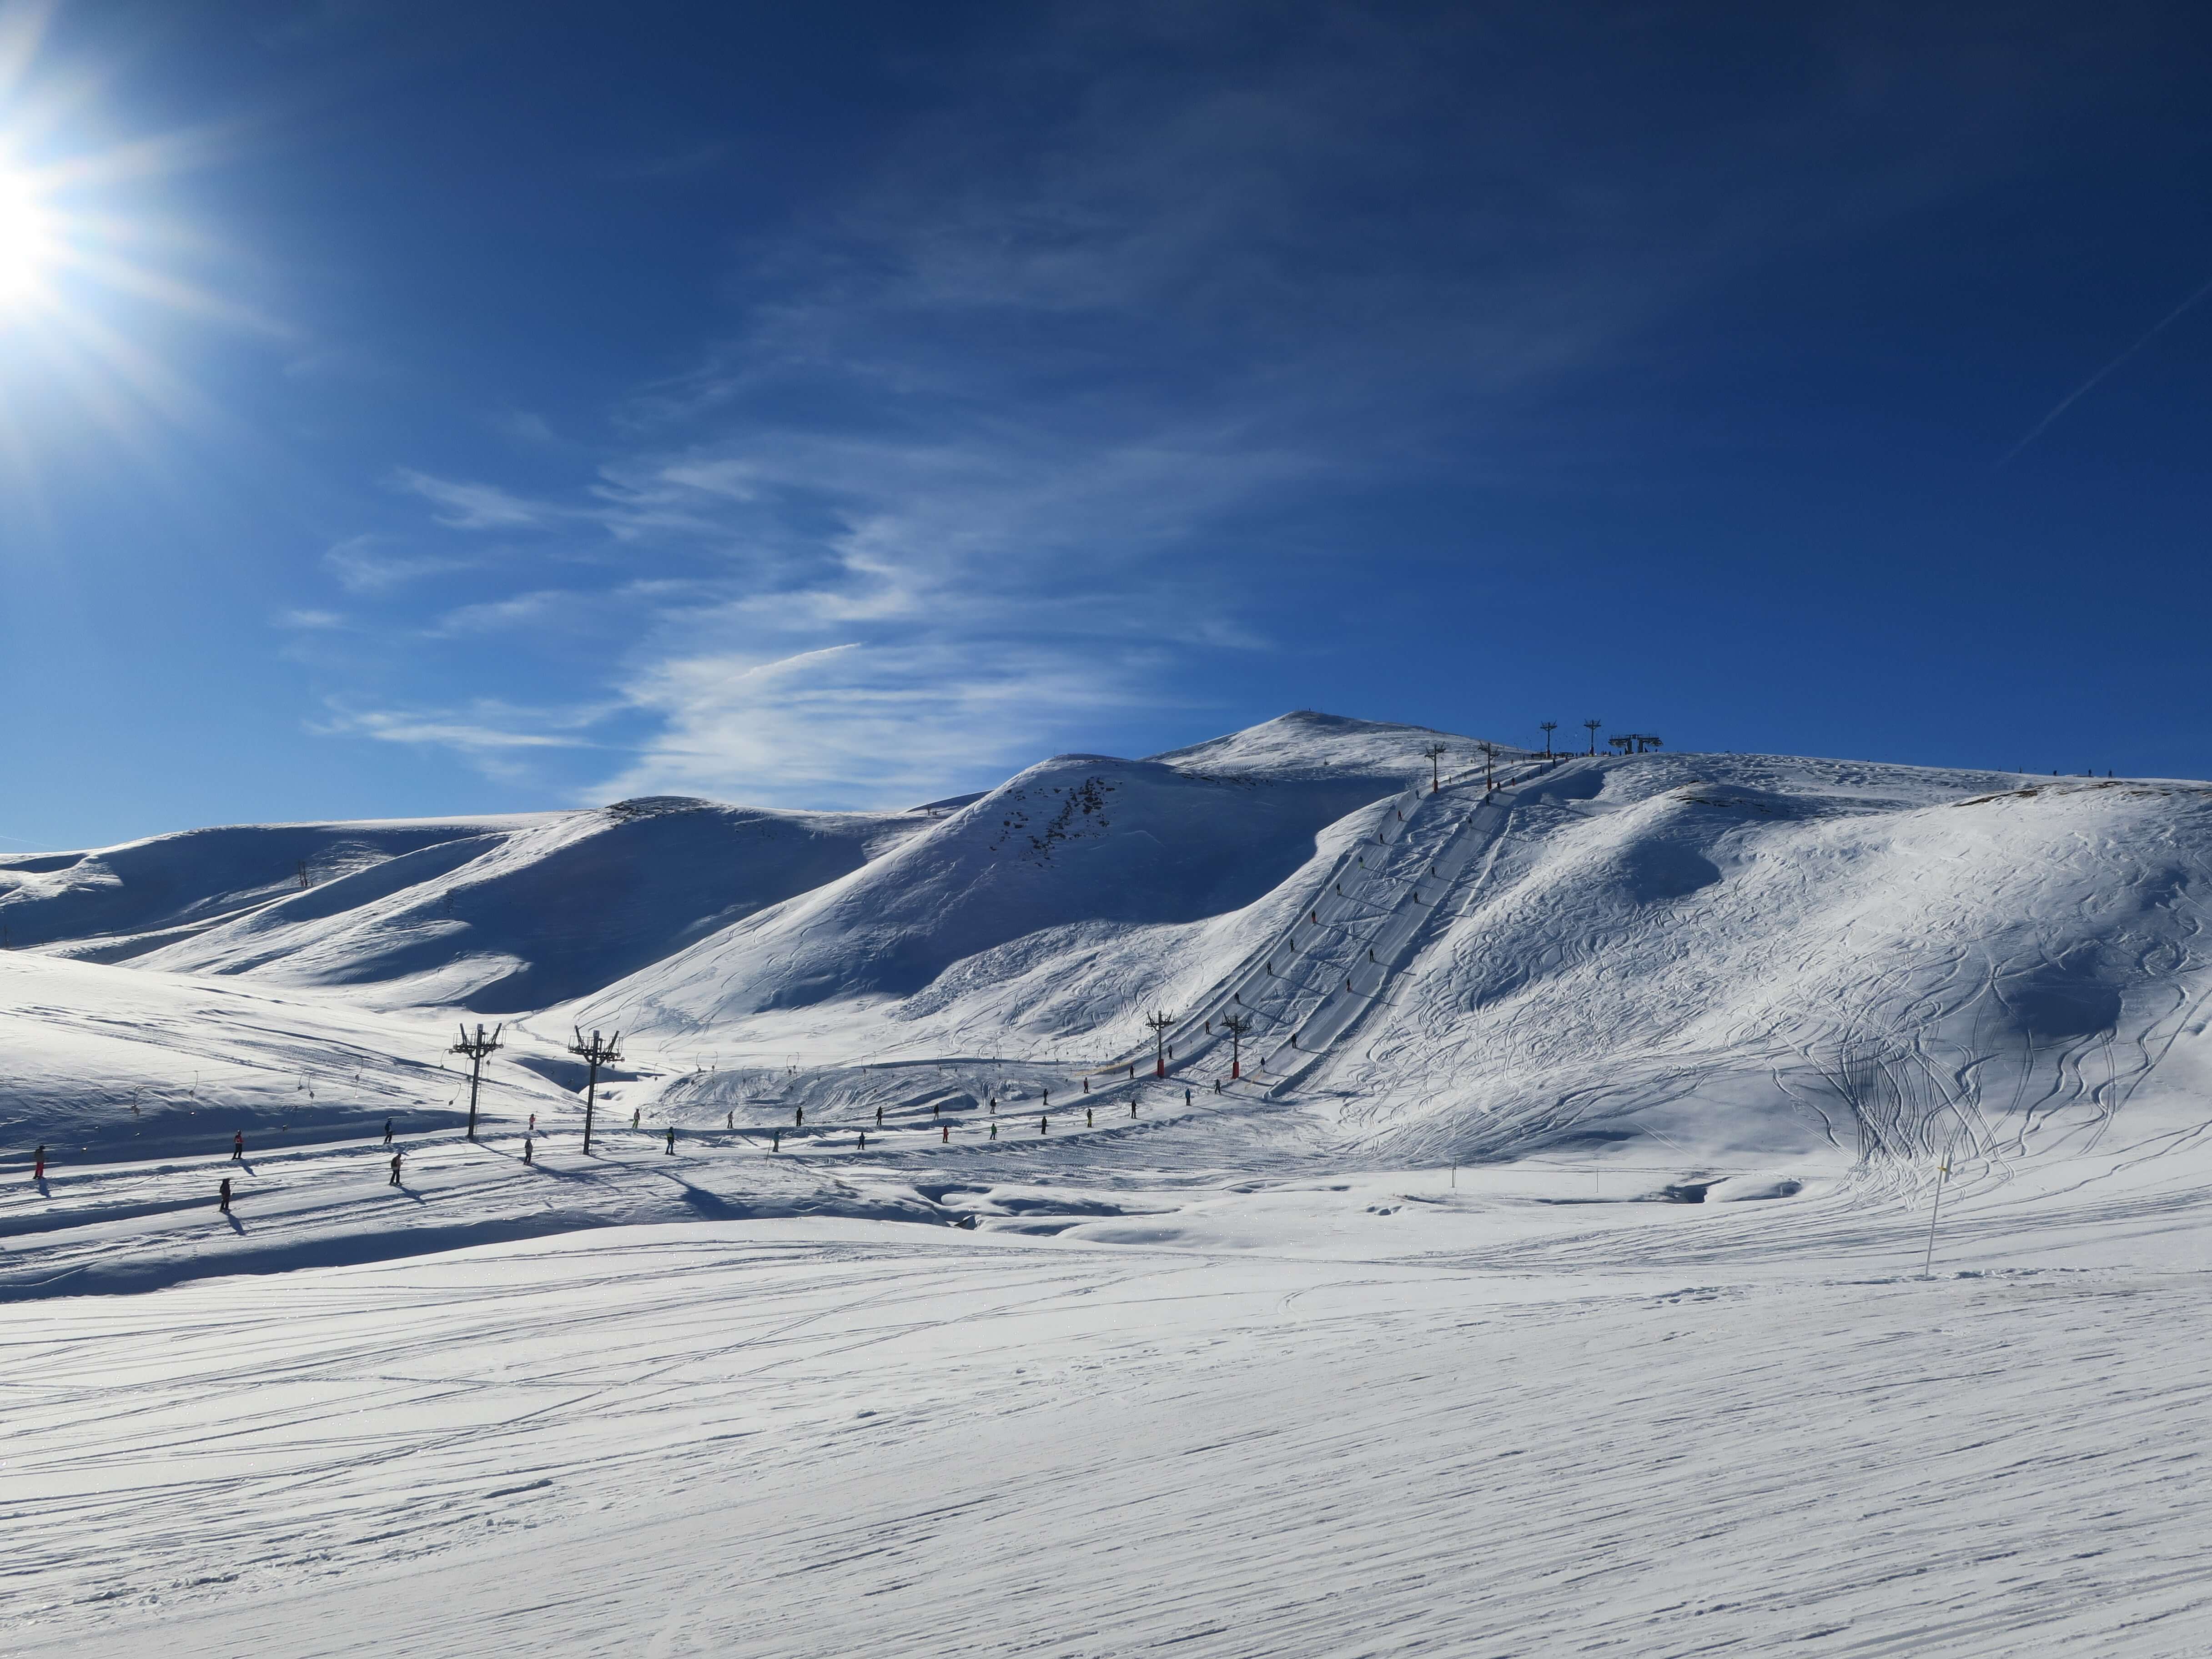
[13,712,2212,1656]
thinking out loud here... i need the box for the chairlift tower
[450,1022,503,1141]
[1220,1012,1252,1080]
[1144,1009,1176,1078]
[570,1027,623,1155]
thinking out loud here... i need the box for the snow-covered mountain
[16,712,2212,1659]
[6,710,2209,1187]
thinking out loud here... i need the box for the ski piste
[8,712,2212,1656]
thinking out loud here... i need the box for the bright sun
[0,166,55,302]
[0,4,238,448]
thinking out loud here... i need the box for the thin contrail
[1994,272,2212,469]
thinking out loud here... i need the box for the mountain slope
[0,815,534,960]
[4,799,924,1014]
[9,715,2212,1187]
[572,745,2212,1185]
[566,747,1421,1041]
[133,799,921,1013]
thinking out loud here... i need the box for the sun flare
[0,166,54,302]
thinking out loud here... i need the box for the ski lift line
[1257,767,1538,1099]
[1082,811,1435,1072]
[1151,769,1535,1071]
[611,758,1543,1106]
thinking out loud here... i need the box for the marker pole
[1921,1155,1951,1277]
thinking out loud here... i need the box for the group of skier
[200,1122,407,1215]
[29,1067,1207,1220]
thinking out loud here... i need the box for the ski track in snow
[10,1227,2212,1657]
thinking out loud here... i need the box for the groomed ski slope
[10,711,2212,1655]
[13,1202,2212,1658]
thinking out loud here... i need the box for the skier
[382,1118,393,1145]
[1040,1115,1048,1135]
[772,1129,781,1152]
[232,1131,244,1162]
[1184,1088,1192,1106]
[218,1176,231,1214]
[795,1106,804,1127]
[989,1121,998,1140]
[523,1136,533,1166]
[528,1113,536,1135]
[665,1125,675,1155]
[33,1145,45,1180]
[1214,1078,1222,1094]
[875,1105,884,1126]
[1043,1089,1051,1108]
[726,1110,734,1130]
[631,1107,640,1130]
[858,1131,867,1151]
[941,1124,949,1143]
[1086,1107,1093,1127]
[388,1150,403,1186]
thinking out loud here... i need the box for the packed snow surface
[8,711,2212,1655]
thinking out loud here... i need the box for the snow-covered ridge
[5,713,2208,1196]
[1148,707,1493,779]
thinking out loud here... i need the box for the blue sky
[5,0,2212,849]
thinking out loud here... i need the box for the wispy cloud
[594,639,1162,806]
[313,700,613,785]
[324,533,478,594]
[426,588,603,637]
[491,407,559,446]
[392,468,558,531]
[304,1,2058,806]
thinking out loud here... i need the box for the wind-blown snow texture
[9,711,2212,1656]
